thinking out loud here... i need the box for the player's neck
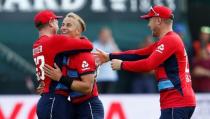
[74,34,81,39]
[159,25,173,39]
[39,30,54,37]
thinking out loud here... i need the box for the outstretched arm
[93,42,157,65]
[110,42,157,60]
[111,37,177,72]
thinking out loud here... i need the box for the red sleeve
[112,42,157,56]
[122,37,178,72]
[49,35,93,54]
[74,52,96,75]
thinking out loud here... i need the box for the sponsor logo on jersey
[156,44,164,53]
[82,60,90,70]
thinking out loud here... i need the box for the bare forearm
[71,80,93,94]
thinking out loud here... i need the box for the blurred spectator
[93,27,120,94]
[192,26,210,92]
[193,26,210,60]
[192,50,210,92]
[192,58,210,92]
[131,35,157,93]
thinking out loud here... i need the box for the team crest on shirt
[82,60,90,70]
[156,44,164,53]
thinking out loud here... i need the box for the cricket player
[94,5,196,119]
[33,10,93,119]
[43,13,104,119]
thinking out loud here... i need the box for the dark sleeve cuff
[109,53,113,60]
[59,76,73,87]
[110,53,148,61]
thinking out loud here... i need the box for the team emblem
[82,60,90,70]
[156,44,164,53]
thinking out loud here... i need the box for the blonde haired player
[43,12,104,119]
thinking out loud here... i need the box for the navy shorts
[36,93,74,119]
[73,96,104,119]
[160,106,195,119]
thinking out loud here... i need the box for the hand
[36,81,45,95]
[43,63,62,81]
[111,59,123,70]
[93,48,109,65]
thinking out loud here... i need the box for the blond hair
[65,12,86,32]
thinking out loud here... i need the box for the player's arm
[43,53,96,94]
[70,73,95,94]
[119,37,177,72]
[44,65,94,94]
[36,81,45,95]
[94,42,157,65]
[50,73,94,94]
[50,35,93,54]
[110,42,157,60]
[69,53,96,94]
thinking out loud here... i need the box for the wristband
[59,76,73,87]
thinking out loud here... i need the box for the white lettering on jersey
[184,48,191,83]
[33,45,42,55]
[156,44,164,53]
[34,55,45,81]
[82,60,90,70]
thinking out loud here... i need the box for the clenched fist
[111,59,123,70]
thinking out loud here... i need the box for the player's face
[148,17,161,37]
[61,17,81,38]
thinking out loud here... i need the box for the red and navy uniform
[33,35,92,93]
[110,31,196,109]
[33,35,93,119]
[58,52,104,119]
[58,52,98,102]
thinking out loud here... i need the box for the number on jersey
[184,49,191,82]
[34,55,45,81]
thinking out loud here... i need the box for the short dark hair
[35,22,49,30]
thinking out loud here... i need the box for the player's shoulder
[33,35,49,46]
[77,52,93,59]
[50,34,67,40]
[72,52,94,64]
[165,32,180,39]
[161,32,181,43]
[72,52,96,69]
[37,35,49,41]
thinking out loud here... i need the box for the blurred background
[0,0,210,118]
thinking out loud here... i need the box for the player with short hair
[43,12,104,119]
[33,10,93,119]
[94,5,196,119]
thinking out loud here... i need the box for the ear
[76,27,81,35]
[48,19,54,27]
[157,17,162,25]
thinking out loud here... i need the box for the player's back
[33,35,58,93]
